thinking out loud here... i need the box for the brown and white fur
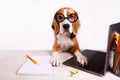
[50,7,87,67]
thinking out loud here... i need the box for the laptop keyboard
[63,49,106,76]
[82,50,106,73]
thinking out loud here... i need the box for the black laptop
[63,49,107,76]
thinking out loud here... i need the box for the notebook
[17,56,52,75]
[63,49,106,76]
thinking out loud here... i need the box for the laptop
[63,49,106,76]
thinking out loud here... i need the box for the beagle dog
[50,7,87,67]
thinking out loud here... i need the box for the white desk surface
[0,50,119,80]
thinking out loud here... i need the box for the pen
[26,55,38,64]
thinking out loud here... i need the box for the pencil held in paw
[51,7,87,67]
[26,55,38,64]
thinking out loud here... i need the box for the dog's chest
[57,34,74,51]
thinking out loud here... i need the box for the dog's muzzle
[63,24,70,30]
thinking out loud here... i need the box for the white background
[0,0,120,50]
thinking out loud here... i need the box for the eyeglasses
[54,13,78,23]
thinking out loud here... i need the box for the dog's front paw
[50,52,60,67]
[75,52,87,66]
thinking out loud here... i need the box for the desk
[0,50,119,80]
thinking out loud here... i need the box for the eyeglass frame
[54,13,79,23]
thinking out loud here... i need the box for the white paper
[17,56,52,75]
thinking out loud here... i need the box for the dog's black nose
[63,24,70,30]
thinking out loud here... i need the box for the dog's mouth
[63,29,70,35]
[60,30,76,38]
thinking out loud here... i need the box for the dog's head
[52,7,80,38]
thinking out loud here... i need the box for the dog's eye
[56,14,64,22]
[58,15,63,20]
[69,14,75,19]
[68,14,78,23]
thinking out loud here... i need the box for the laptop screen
[63,49,106,76]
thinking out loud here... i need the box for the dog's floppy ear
[72,19,80,35]
[52,18,59,34]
